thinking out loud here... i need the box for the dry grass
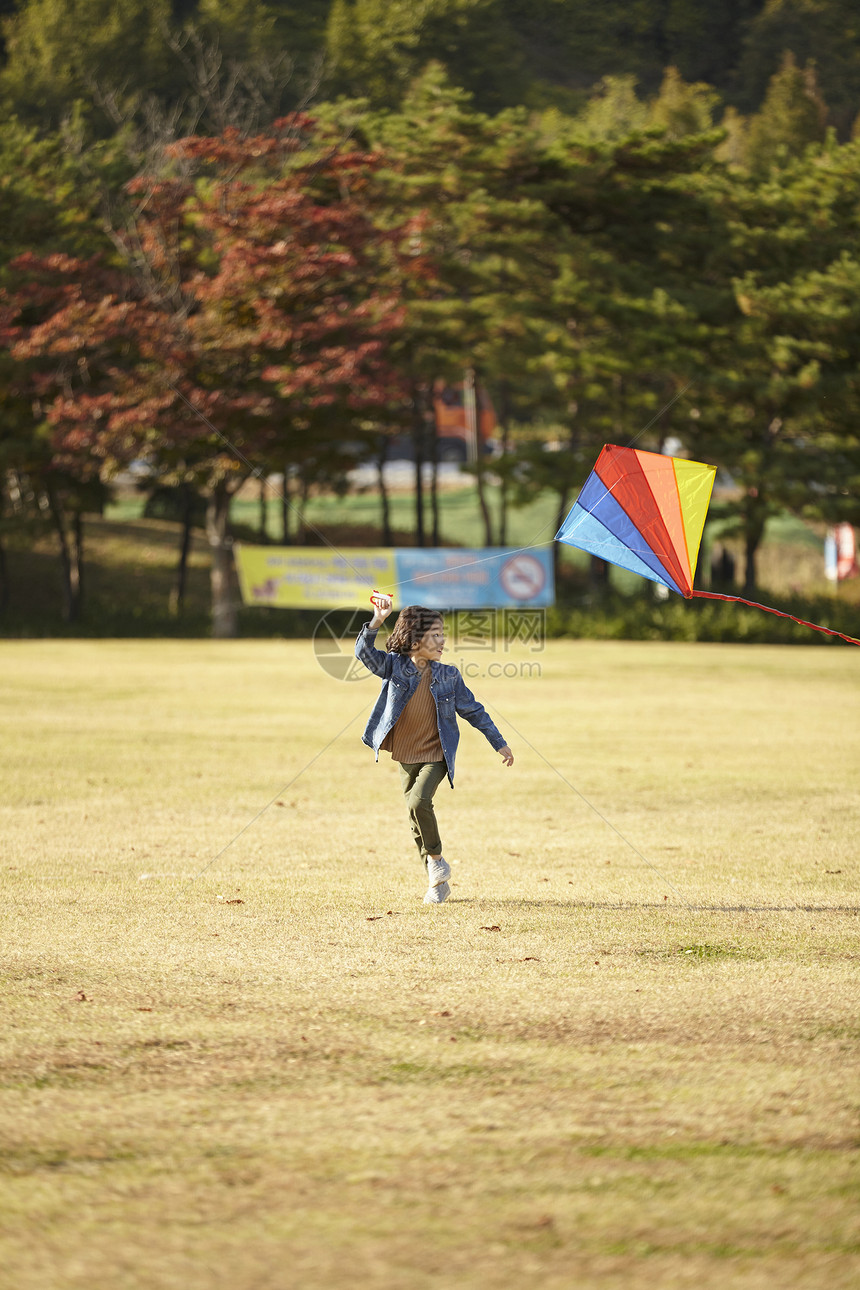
[1,639,859,1289]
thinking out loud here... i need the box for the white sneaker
[426,856,451,887]
[423,881,450,905]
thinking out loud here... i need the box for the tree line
[1,2,859,633]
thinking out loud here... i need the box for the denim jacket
[355,623,507,786]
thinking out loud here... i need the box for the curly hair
[385,605,444,654]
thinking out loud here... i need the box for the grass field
[2,639,859,1289]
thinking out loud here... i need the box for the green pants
[398,761,448,864]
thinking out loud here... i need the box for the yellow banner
[235,545,397,608]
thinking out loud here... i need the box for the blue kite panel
[564,473,683,594]
[555,503,677,591]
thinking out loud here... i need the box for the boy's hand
[369,592,393,628]
[499,745,514,767]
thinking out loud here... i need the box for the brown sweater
[380,664,444,764]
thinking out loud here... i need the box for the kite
[556,443,860,645]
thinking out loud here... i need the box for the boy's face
[412,619,445,663]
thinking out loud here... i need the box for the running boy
[355,597,514,904]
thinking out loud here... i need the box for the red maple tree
[7,117,415,631]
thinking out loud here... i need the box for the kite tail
[689,590,860,646]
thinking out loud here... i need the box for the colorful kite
[556,444,860,645]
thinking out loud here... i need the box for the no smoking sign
[499,553,547,602]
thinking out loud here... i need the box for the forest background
[1,0,860,640]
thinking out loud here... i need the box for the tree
[5,119,410,634]
[738,0,860,137]
[341,66,565,547]
[324,0,527,112]
[685,141,860,590]
[570,75,650,142]
[649,66,720,139]
[745,52,828,173]
[0,115,114,621]
[0,0,174,127]
[4,251,155,620]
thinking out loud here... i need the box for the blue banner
[394,547,553,609]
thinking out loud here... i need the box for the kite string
[690,590,860,647]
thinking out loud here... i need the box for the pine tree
[0,0,174,126]
[746,52,828,173]
[571,75,650,142]
[738,0,860,138]
[649,66,720,140]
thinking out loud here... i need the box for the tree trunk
[0,532,8,617]
[376,437,393,546]
[170,483,195,615]
[206,482,238,638]
[281,465,291,544]
[552,487,569,587]
[45,483,81,623]
[474,455,493,547]
[411,389,426,548]
[258,474,268,541]
[471,368,497,544]
[497,384,511,546]
[430,417,441,547]
[744,527,763,597]
[588,554,610,591]
[742,489,767,597]
[297,475,311,544]
[71,510,84,617]
[0,486,8,616]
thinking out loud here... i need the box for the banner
[235,545,554,609]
